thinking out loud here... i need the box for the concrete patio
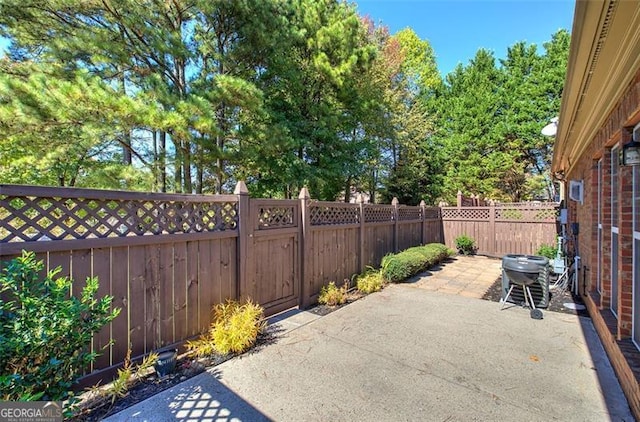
[105,257,634,422]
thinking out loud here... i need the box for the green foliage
[0,0,569,201]
[186,299,266,357]
[356,269,385,294]
[378,28,443,205]
[381,243,452,283]
[107,350,157,405]
[318,281,348,306]
[0,251,120,401]
[429,30,569,203]
[454,235,476,255]
[536,244,558,260]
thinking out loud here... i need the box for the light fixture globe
[541,117,559,137]
[621,139,640,166]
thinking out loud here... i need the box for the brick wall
[565,66,640,420]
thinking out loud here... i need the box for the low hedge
[381,243,453,283]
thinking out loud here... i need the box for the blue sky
[356,0,575,76]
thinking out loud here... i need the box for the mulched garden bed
[307,289,366,316]
[68,329,282,421]
[68,291,364,421]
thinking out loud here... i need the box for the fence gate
[241,198,301,316]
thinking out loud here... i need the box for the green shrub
[454,234,476,255]
[318,281,348,306]
[356,269,384,294]
[536,243,558,260]
[381,243,453,283]
[0,251,120,401]
[186,299,265,356]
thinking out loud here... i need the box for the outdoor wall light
[621,139,640,166]
[622,123,640,166]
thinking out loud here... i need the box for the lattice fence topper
[257,206,296,230]
[0,194,238,242]
[398,207,422,221]
[441,208,490,220]
[495,206,557,221]
[309,204,360,225]
[423,207,441,220]
[364,205,394,223]
[441,204,557,221]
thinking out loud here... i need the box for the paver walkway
[409,255,502,298]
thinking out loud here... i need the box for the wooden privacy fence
[0,183,441,385]
[441,202,558,257]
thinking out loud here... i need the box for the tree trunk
[120,74,132,165]
[344,177,351,203]
[159,131,167,192]
[369,169,377,204]
[183,141,192,193]
[215,103,226,194]
[196,138,204,194]
[174,138,182,193]
[153,130,159,191]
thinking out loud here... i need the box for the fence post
[357,194,366,274]
[489,199,496,256]
[420,200,426,245]
[438,206,444,243]
[392,197,399,252]
[457,190,463,208]
[299,187,311,309]
[234,181,249,301]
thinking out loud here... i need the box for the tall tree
[434,49,506,202]
[242,0,376,200]
[380,29,442,205]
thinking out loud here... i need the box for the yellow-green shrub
[318,281,348,306]
[186,299,265,356]
[356,270,384,294]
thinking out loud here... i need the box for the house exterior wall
[563,67,640,418]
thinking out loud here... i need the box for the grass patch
[381,243,453,283]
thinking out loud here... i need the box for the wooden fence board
[186,241,200,337]
[144,244,160,353]
[128,246,146,358]
[110,247,129,365]
[92,247,112,370]
[159,244,174,347]
[220,237,236,302]
[48,251,71,280]
[173,242,188,343]
[197,239,213,334]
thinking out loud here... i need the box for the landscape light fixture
[621,123,640,166]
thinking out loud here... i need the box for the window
[633,166,640,349]
[611,147,619,318]
[597,159,603,293]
